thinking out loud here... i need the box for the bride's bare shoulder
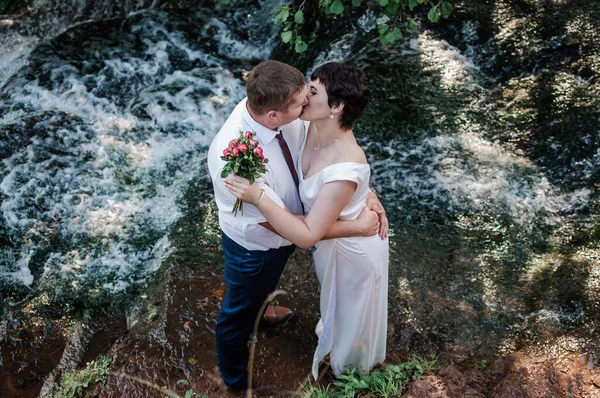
[346,141,368,164]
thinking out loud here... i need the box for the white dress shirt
[207,98,306,251]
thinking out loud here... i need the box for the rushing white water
[0,1,595,315]
[0,9,262,293]
[0,28,38,88]
[315,28,591,229]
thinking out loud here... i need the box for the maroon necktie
[275,132,300,189]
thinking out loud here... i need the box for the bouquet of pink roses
[221,130,268,216]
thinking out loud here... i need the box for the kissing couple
[207,60,389,396]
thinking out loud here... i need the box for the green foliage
[265,0,454,52]
[302,357,439,397]
[474,359,488,370]
[0,0,28,14]
[163,379,205,398]
[0,0,10,14]
[56,356,112,398]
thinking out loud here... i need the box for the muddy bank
[2,191,599,397]
[406,351,600,398]
[5,235,597,397]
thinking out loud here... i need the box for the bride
[225,62,388,379]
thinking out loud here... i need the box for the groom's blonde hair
[246,60,306,115]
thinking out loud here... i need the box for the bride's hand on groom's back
[365,192,389,240]
[356,206,380,237]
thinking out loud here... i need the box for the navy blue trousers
[215,231,295,390]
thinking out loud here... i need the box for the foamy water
[0,10,255,292]
[0,28,38,88]
[0,4,594,316]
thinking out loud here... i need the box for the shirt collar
[241,99,279,145]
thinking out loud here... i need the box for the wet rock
[38,323,90,398]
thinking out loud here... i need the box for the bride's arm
[225,176,356,249]
[258,205,379,238]
[258,206,380,238]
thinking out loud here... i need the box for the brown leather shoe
[259,304,293,327]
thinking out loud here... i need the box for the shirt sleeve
[212,169,285,224]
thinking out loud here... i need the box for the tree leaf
[406,18,418,33]
[379,0,389,6]
[377,23,389,34]
[329,0,344,14]
[177,380,190,386]
[295,37,308,52]
[408,0,419,10]
[379,33,389,45]
[384,2,399,18]
[427,6,440,22]
[352,0,362,6]
[385,31,396,43]
[440,1,453,18]
[294,10,304,24]
[281,30,293,43]
[274,7,289,23]
[392,26,402,40]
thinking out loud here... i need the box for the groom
[207,60,386,394]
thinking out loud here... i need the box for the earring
[329,112,335,119]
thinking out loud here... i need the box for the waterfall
[0,2,279,301]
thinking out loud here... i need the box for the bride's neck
[311,119,347,140]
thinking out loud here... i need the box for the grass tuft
[301,357,439,397]
[56,355,111,398]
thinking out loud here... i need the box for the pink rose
[232,148,240,157]
[237,143,248,152]
[247,138,256,146]
[223,148,230,157]
[245,131,253,138]
[228,139,239,148]
[253,146,263,156]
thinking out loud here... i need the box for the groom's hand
[356,206,380,236]
[366,192,388,239]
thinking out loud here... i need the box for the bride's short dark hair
[310,62,370,130]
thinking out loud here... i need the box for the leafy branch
[220,0,454,52]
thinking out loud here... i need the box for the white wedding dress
[299,156,389,379]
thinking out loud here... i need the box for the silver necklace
[314,134,351,151]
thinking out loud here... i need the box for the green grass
[56,355,111,398]
[301,357,439,398]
